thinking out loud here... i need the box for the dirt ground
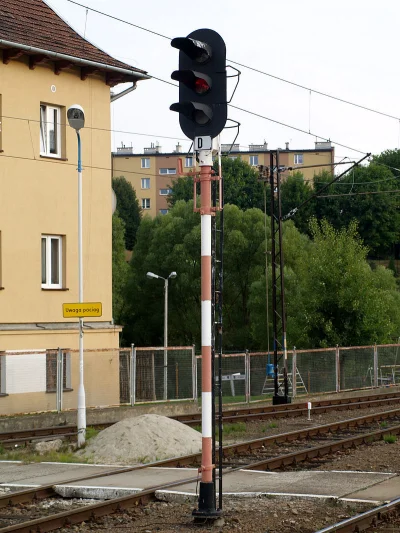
[54,498,372,533]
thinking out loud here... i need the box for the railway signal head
[170,29,227,140]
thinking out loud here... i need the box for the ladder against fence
[262,368,307,396]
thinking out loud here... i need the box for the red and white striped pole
[193,145,220,518]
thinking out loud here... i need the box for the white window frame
[41,235,63,289]
[249,155,259,166]
[40,104,62,158]
[141,158,150,169]
[141,178,150,189]
[185,156,193,168]
[294,154,304,165]
[159,168,176,175]
[141,198,151,210]
[159,188,172,196]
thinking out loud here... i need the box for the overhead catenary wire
[62,0,400,123]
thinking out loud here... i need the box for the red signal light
[195,77,210,94]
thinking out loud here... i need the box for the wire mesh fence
[2,343,400,415]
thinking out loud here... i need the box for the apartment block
[112,141,334,218]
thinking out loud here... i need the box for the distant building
[0,0,149,414]
[112,141,334,218]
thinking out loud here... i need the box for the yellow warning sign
[63,302,102,318]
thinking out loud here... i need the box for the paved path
[0,462,398,504]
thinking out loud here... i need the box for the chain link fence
[2,343,400,415]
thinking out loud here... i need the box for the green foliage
[383,434,397,443]
[168,157,264,211]
[281,172,314,235]
[313,165,400,257]
[112,176,141,250]
[223,422,246,435]
[112,213,129,326]
[86,426,100,440]
[292,218,400,347]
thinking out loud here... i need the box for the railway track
[314,496,400,532]
[2,407,400,532]
[2,389,400,448]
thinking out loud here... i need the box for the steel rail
[314,496,400,533]
[2,390,400,447]
[2,406,400,510]
[3,419,400,532]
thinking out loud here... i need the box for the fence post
[245,350,250,404]
[56,348,63,412]
[292,347,297,399]
[130,344,136,407]
[335,344,340,393]
[373,343,378,388]
[192,345,197,402]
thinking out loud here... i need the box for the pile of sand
[78,414,202,465]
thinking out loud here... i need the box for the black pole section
[218,171,224,510]
[270,152,279,401]
[211,177,217,511]
[276,152,289,400]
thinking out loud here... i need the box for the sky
[47,0,400,163]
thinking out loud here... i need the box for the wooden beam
[2,48,24,65]
[106,73,130,87]
[29,54,48,70]
[54,60,74,75]
[81,66,98,81]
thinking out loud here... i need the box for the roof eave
[0,39,151,83]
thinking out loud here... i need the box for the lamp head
[67,105,85,131]
[147,271,159,279]
[169,271,177,279]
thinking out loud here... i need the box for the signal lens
[195,77,210,94]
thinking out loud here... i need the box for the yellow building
[112,141,334,218]
[0,0,149,414]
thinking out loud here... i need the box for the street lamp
[67,105,86,447]
[147,271,177,400]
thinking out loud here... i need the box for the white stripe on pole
[201,215,212,256]
[201,300,212,346]
[202,392,212,437]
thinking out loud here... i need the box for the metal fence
[1,343,400,416]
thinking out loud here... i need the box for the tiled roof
[0,0,147,80]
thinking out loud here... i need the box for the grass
[0,447,84,464]
[86,426,100,440]
[192,422,247,436]
[383,434,397,444]
[380,421,389,429]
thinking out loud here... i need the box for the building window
[159,168,176,175]
[0,353,5,395]
[41,235,63,289]
[141,158,150,169]
[185,156,193,167]
[249,155,259,166]
[159,188,172,196]
[40,104,62,158]
[294,154,304,165]
[46,350,71,392]
[141,198,151,209]
[229,156,237,161]
[141,178,150,189]
[159,209,169,215]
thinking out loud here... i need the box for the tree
[168,157,265,211]
[281,172,315,235]
[292,218,400,348]
[112,176,141,250]
[112,213,129,326]
[313,164,400,257]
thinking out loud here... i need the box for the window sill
[41,288,69,291]
[0,393,8,398]
[40,155,68,162]
[46,388,73,394]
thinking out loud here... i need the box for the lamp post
[67,105,86,447]
[147,271,177,400]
